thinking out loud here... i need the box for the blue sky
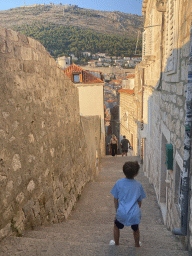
[0,0,143,15]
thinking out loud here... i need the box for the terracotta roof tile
[63,64,103,84]
[118,89,135,95]
[126,74,135,79]
[106,99,118,103]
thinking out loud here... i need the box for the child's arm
[138,201,142,208]
[114,198,119,212]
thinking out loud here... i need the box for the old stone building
[135,0,192,249]
[64,64,105,156]
[118,88,138,155]
[0,27,102,240]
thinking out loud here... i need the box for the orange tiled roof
[112,79,122,83]
[118,89,135,95]
[63,64,103,84]
[126,74,135,79]
[106,99,118,103]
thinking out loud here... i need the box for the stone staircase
[0,156,189,255]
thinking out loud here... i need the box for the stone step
[0,237,189,256]
[24,229,184,250]
[20,221,184,250]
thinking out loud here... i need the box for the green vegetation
[11,22,142,59]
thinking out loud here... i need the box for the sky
[0,0,143,15]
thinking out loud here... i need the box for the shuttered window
[142,9,154,59]
[165,0,177,73]
[148,10,154,55]
[142,30,147,59]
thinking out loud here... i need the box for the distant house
[98,58,105,62]
[63,64,105,156]
[104,56,111,63]
[82,51,91,57]
[97,53,106,58]
[56,56,71,70]
[122,74,135,89]
[127,60,136,68]
[123,57,131,61]
[115,59,123,65]
[72,57,78,61]
[96,62,103,67]
[88,61,96,67]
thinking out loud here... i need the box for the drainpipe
[173,28,192,236]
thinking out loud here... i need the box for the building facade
[136,0,192,249]
[118,89,138,155]
[64,64,105,156]
[56,56,71,69]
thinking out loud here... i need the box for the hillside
[0,4,143,59]
[0,4,143,38]
[11,23,142,58]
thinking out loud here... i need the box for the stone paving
[0,155,190,255]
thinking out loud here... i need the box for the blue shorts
[114,219,139,232]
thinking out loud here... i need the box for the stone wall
[0,27,101,240]
[119,91,138,155]
[137,0,192,249]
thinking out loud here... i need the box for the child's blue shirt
[111,178,146,226]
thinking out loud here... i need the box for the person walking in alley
[110,134,118,157]
[110,161,146,247]
[120,135,130,156]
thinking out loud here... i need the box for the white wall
[77,85,105,134]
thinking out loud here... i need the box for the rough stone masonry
[0,26,101,240]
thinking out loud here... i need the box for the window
[148,10,154,55]
[142,9,154,59]
[142,31,147,59]
[73,74,80,83]
[165,0,178,73]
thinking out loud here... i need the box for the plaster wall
[77,84,105,156]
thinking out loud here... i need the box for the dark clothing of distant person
[121,138,130,152]
[110,136,118,156]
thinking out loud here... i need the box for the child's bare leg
[113,223,120,245]
[133,228,140,247]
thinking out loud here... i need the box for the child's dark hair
[123,161,140,179]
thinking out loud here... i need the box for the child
[110,161,146,247]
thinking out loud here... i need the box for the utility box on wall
[166,144,173,170]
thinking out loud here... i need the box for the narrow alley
[0,156,189,256]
